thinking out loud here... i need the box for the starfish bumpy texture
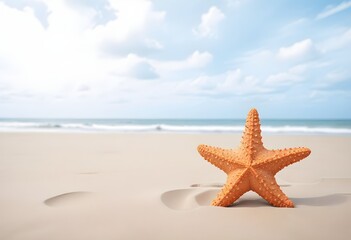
[197,109,311,207]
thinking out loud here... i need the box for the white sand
[0,133,350,239]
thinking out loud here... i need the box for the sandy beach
[0,133,350,240]
[1,0,350,239]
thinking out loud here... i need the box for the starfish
[197,108,311,207]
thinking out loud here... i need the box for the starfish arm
[240,109,264,160]
[253,147,311,174]
[197,144,244,173]
[250,169,294,207]
[211,169,250,207]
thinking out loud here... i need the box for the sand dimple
[194,189,218,206]
[44,192,93,207]
[161,187,220,210]
[161,189,203,210]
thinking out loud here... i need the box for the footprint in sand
[161,188,218,210]
[44,192,95,207]
[161,183,222,210]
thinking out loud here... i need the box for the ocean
[0,118,350,134]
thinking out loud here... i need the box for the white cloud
[152,51,212,73]
[277,39,314,60]
[144,38,163,50]
[176,68,272,97]
[129,61,159,80]
[318,28,351,53]
[193,6,225,38]
[77,84,91,92]
[94,0,166,43]
[265,62,312,86]
[186,51,213,68]
[316,1,351,20]
[315,70,349,88]
[0,0,51,28]
[0,0,166,98]
[265,71,303,86]
[0,0,216,111]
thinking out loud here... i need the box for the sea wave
[0,121,350,134]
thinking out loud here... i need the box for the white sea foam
[0,121,350,134]
[261,126,351,134]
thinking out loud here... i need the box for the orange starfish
[197,108,311,207]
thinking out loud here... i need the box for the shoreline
[1,119,351,135]
[1,130,351,136]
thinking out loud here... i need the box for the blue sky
[0,0,350,119]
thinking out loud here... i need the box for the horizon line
[0,117,350,121]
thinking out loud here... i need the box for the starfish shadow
[291,193,351,207]
[195,190,272,208]
[190,183,291,188]
[161,188,350,210]
[195,191,351,208]
[230,199,271,207]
